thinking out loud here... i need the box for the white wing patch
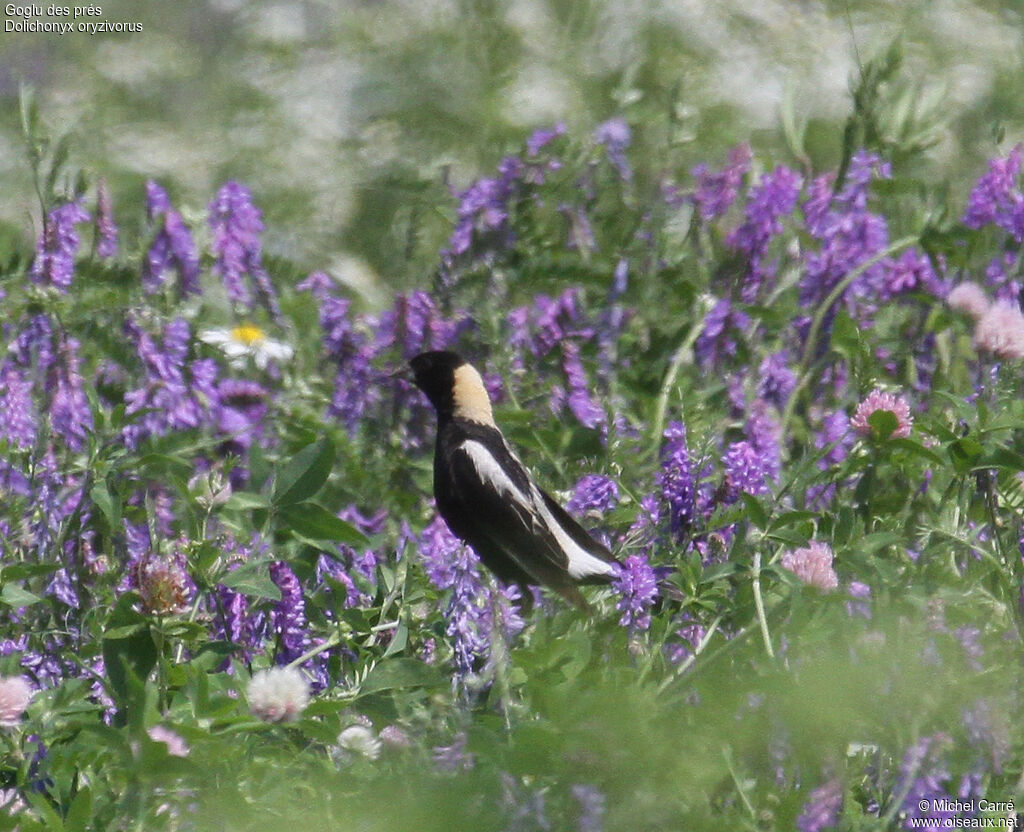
[461,440,531,505]
[461,438,615,580]
[531,483,616,580]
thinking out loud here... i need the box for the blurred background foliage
[1,0,1022,304]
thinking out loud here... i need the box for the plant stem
[751,550,774,659]
[781,235,919,438]
[650,297,713,445]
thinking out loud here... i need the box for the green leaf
[768,510,818,531]
[218,563,282,601]
[279,502,369,546]
[867,409,899,440]
[224,492,271,511]
[90,480,120,529]
[0,584,42,607]
[272,437,335,507]
[102,594,156,716]
[64,787,92,832]
[357,658,448,697]
[739,493,769,530]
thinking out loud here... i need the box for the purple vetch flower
[419,516,501,679]
[216,378,268,460]
[31,200,90,292]
[612,554,658,631]
[143,181,201,296]
[897,734,959,830]
[377,291,462,359]
[757,351,797,408]
[209,181,282,321]
[48,335,93,452]
[122,317,219,447]
[745,399,781,483]
[561,341,605,430]
[296,277,378,435]
[212,535,268,658]
[13,314,56,377]
[963,144,1024,240]
[846,581,872,619]
[526,122,566,156]
[690,143,752,222]
[880,248,944,300]
[983,251,1022,305]
[570,784,605,832]
[799,151,891,327]
[593,117,632,182]
[796,778,843,832]
[95,179,118,258]
[726,165,802,302]
[567,475,619,518]
[665,613,706,665]
[0,362,36,450]
[659,421,696,539]
[694,299,749,369]
[269,561,307,665]
[723,440,770,499]
[442,156,523,269]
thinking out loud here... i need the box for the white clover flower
[247,666,309,723]
[0,676,34,728]
[337,724,382,761]
[199,323,293,369]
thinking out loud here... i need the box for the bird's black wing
[442,434,589,608]
[536,487,620,582]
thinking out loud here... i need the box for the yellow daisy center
[231,324,266,346]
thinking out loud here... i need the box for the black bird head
[409,350,494,425]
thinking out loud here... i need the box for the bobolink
[410,350,620,610]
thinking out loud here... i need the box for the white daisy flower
[200,323,293,369]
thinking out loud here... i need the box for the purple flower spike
[269,561,307,665]
[691,143,752,222]
[727,165,802,301]
[963,144,1024,240]
[659,421,696,539]
[567,475,619,518]
[31,201,90,292]
[593,117,632,182]
[0,362,36,451]
[612,554,658,632]
[143,181,201,296]
[797,778,843,832]
[209,181,282,322]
